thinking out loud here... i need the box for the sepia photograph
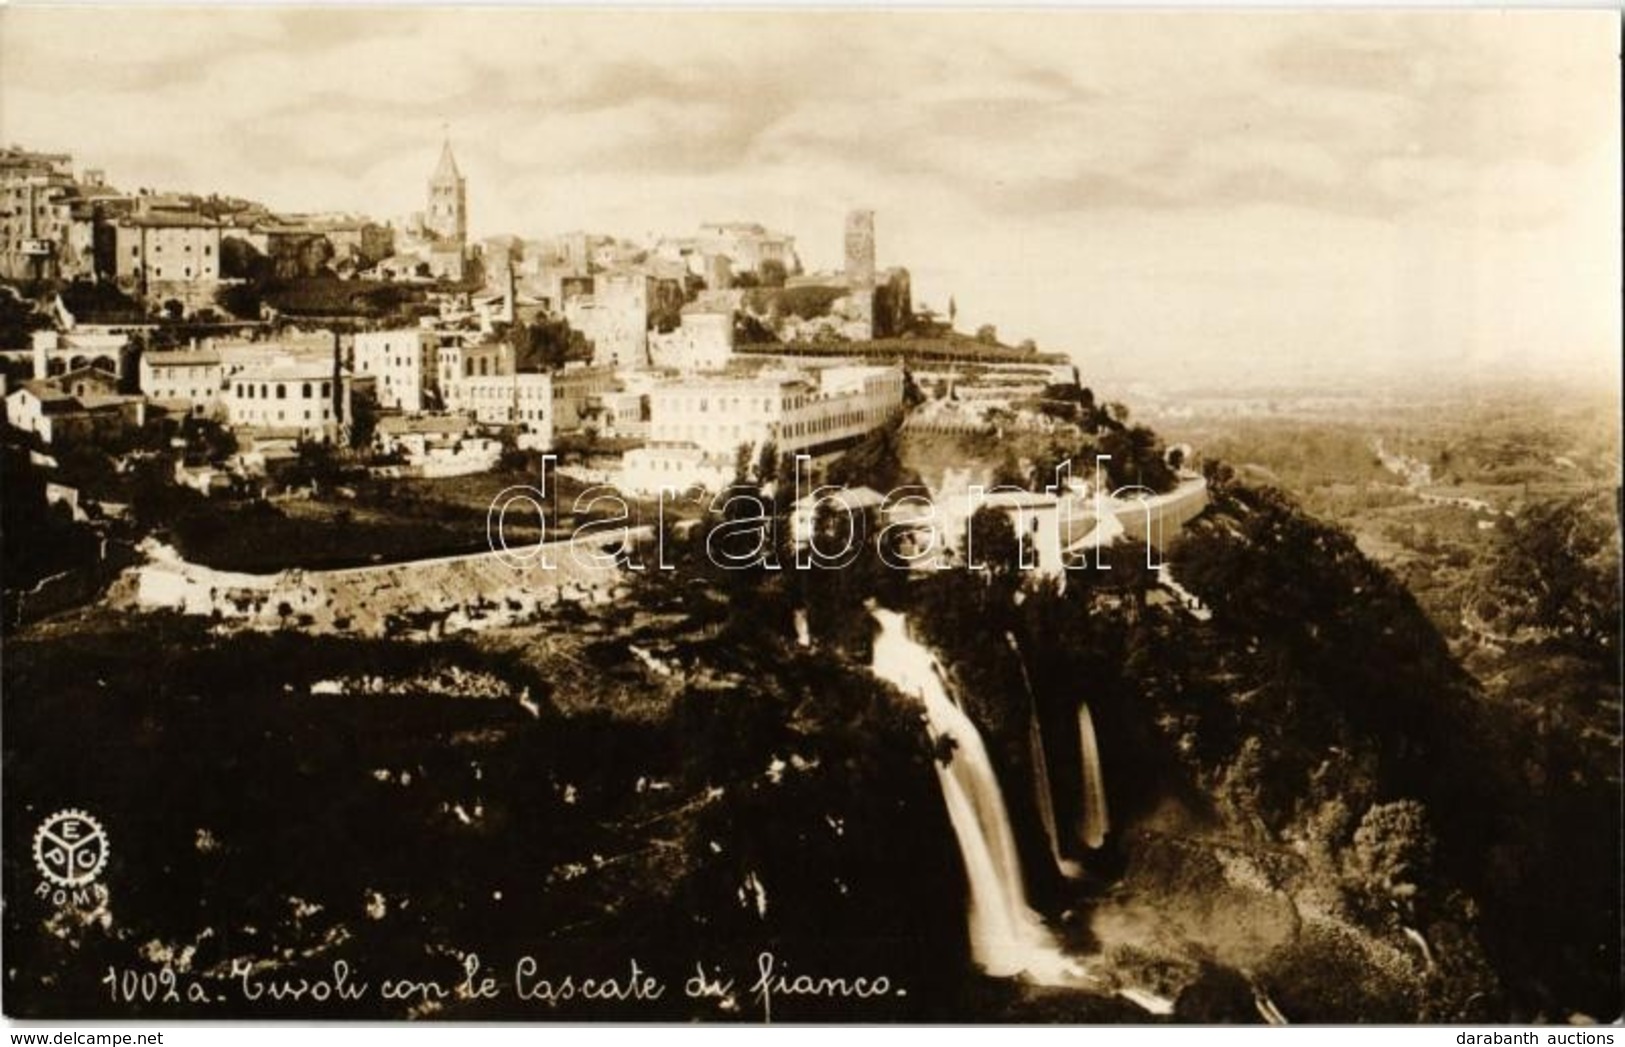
[0,5,1619,1030]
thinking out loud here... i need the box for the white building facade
[352,329,440,413]
[139,349,224,418]
[224,358,351,441]
[619,364,904,494]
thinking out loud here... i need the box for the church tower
[426,136,467,246]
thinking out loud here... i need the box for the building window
[302,382,312,398]
[276,384,286,400]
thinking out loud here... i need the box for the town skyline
[2,7,1618,389]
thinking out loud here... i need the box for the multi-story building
[352,329,441,412]
[618,364,904,494]
[551,365,620,434]
[647,306,734,373]
[235,214,394,275]
[565,271,646,369]
[114,207,222,308]
[5,377,146,447]
[563,270,686,369]
[31,328,129,380]
[224,357,351,442]
[445,363,618,448]
[663,222,799,279]
[457,372,553,438]
[139,349,225,418]
[437,338,512,404]
[0,147,77,281]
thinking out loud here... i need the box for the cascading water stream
[1078,701,1110,851]
[1005,633,1080,880]
[870,609,1083,984]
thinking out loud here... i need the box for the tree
[966,505,1021,579]
[181,417,239,464]
[348,392,379,452]
[520,317,586,371]
[758,259,788,289]
[0,290,50,350]
[1474,490,1620,662]
[826,421,916,492]
[219,237,269,282]
[974,324,998,346]
[1348,799,1435,913]
[990,453,1027,490]
[1098,424,1176,493]
[754,440,781,488]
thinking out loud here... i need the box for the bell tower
[426,133,467,246]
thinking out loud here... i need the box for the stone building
[0,147,76,281]
[648,305,735,373]
[139,348,225,418]
[448,364,617,449]
[844,208,876,288]
[352,328,441,413]
[114,207,222,310]
[426,138,467,247]
[564,270,682,370]
[5,377,145,446]
[31,328,129,380]
[224,356,352,442]
[618,364,904,494]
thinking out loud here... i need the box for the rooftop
[145,350,222,367]
[377,415,474,436]
[431,139,462,184]
[121,211,220,229]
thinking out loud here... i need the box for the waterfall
[1253,986,1289,1025]
[871,609,1083,983]
[1006,633,1080,880]
[1078,702,1110,850]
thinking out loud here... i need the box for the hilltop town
[3,134,1615,1028]
[2,136,1201,625]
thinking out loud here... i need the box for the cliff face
[906,476,1617,1021]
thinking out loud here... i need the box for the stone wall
[123,533,640,638]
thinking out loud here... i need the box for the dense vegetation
[4,370,1616,1022]
[2,606,969,1020]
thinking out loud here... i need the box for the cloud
[0,8,1615,386]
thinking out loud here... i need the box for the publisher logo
[33,809,109,887]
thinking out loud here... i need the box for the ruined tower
[844,208,875,288]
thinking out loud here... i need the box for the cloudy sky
[2,8,1617,389]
